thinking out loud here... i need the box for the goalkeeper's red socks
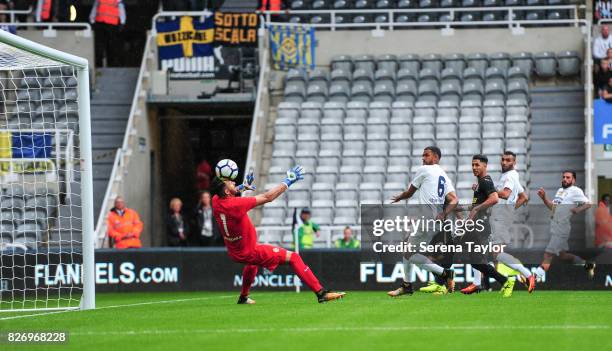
[289,252,323,293]
[240,264,258,297]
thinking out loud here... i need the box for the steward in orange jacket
[106,197,143,249]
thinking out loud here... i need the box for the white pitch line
[69,325,611,336]
[0,295,235,321]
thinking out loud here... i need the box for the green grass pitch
[1,291,611,351]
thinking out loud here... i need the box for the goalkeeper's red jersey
[212,195,258,260]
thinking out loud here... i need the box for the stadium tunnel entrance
[151,102,254,246]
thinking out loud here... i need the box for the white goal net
[0,31,95,312]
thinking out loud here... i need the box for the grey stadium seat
[466,53,488,75]
[336,189,359,207]
[436,123,458,140]
[306,84,328,103]
[443,53,466,73]
[460,123,481,139]
[482,99,505,122]
[482,138,504,155]
[377,54,398,72]
[374,82,395,103]
[334,208,357,225]
[341,156,364,173]
[506,99,529,120]
[396,82,417,103]
[354,55,377,72]
[421,53,443,72]
[485,81,506,101]
[343,141,365,157]
[331,55,353,72]
[482,122,504,139]
[440,82,461,103]
[462,81,484,102]
[321,101,345,124]
[511,52,534,79]
[329,82,350,103]
[441,67,462,87]
[488,52,512,71]
[390,101,413,124]
[390,140,411,156]
[398,68,418,84]
[459,139,481,155]
[366,140,388,156]
[284,81,306,103]
[507,81,529,102]
[534,52,557,78]
[344,124,366,141]
[556,51,580,77]
[346,101,368,123]
[367,124,389,140]
[399,54,420,72]
[351,83,373,103]
[319,140,342,157]
[418,81,439,102]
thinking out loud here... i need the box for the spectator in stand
[335,226,360,249]
[298,208,320,249]
[106,196,143,249]
[601,77,612,102]
[194,190,221,246]
[89,0,126,67]
[597,59,611,97]
[0,1,17,34]
[167,197,190,247]
[595,194,612,249]
[593,25,612,65]
[196,157,213,191]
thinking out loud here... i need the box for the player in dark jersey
[210,165,345,304]
[459,155,516,297]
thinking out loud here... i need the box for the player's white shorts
[544,230,570,255]
[490,218,513,245]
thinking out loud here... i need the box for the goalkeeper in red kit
[211,164,346,304]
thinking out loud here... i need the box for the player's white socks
[535,266,546,279]
[473,268,482,286]
[402,257,415,283]
[497,252,532,278]
[409,254,445,276]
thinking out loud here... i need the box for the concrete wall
[18,29,95,72]
[313,27,586,65]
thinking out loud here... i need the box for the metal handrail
[0,6,33,23]
[0,22,91,31]
[261,5,585,29]
[95,148,121,247]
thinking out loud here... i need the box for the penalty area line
[0,295,235,321]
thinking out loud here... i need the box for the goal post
[0,30,95,311]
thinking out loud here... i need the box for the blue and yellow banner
[156,15,215,59]
[269,25,315,70]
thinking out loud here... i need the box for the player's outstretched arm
[254,166,304,206]
[537,187,554,211]
[391,185,417,203]
[515,191,529,209]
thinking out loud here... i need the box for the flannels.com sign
[594,99,612,144]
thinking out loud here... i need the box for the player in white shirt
[386,146,459,297]
[468,151,536,293]
[535,171,595,280]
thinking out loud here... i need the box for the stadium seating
[286,1,577,25]
[265,50,581,246]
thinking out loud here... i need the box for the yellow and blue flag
[156,15,215,60]
[269,25,315,70]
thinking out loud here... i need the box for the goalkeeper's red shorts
[230,244,291,271]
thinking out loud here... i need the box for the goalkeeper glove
[237,169,256,192]
[283,165,304,188]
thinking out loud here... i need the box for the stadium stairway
[90,68,139,219]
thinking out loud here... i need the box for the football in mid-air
[215,159,239,180]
